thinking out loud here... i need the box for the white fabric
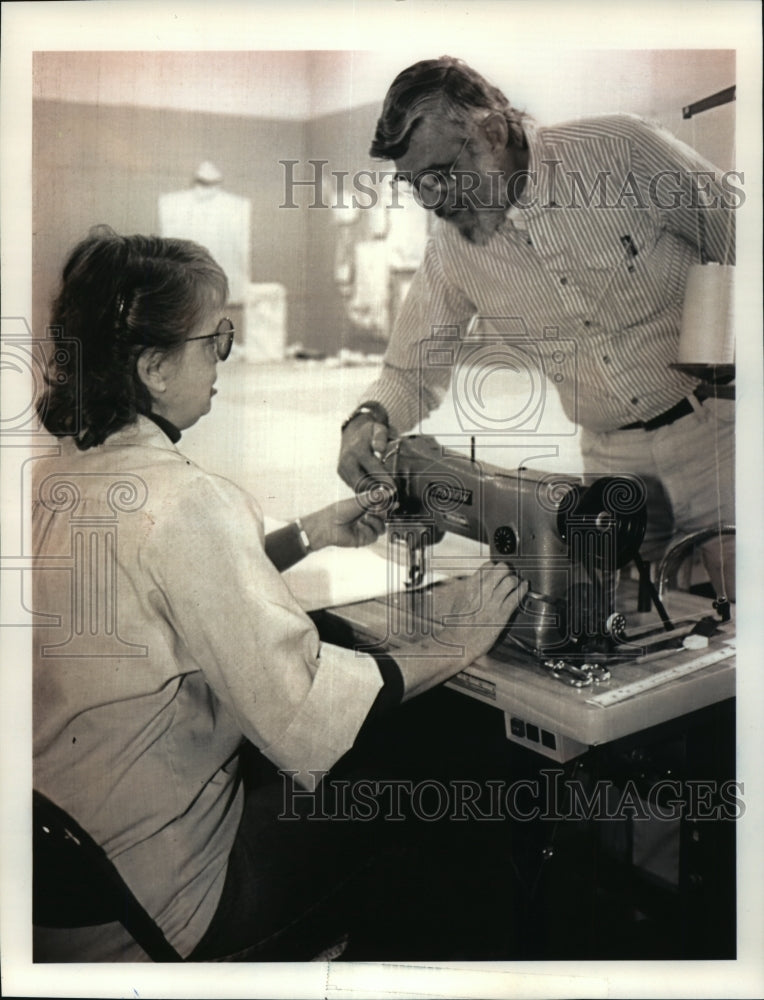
[158,186,252,303]
[348,240,391,331]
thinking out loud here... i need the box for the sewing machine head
[380,435,647,661]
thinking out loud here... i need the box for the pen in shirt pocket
[620,234,639,272]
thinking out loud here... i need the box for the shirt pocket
[582,226,670,324]
[582,228,650,273]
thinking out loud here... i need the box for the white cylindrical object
[683,633,709,651]
[678,263,734,365]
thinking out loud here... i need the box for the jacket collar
[99,415,185,454]
[145,411,182,443]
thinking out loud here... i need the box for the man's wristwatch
[341,401,390,433]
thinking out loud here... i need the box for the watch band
[341,401,390,433]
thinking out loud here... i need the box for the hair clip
[114,293,126,324]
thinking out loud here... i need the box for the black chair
[33,789,182,962]
[33,788,353,962]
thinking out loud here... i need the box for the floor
[180,358,376,520]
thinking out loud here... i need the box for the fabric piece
[158,186,252,303]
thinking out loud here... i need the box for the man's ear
[480,111,509,151]
[136,348,170,396]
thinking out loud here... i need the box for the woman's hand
[298,491,390,551]
[430,564,528,665]
[397,564,528,700]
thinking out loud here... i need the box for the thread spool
[677,263,734,366]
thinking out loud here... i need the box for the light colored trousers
[580,396,735,599]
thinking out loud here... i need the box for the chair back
[33,790,182,962]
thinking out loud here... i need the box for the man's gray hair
[370,55,529,161]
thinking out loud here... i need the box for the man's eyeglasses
[186,317,235,361]
[393,135,471,196]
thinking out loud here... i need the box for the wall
[306,48,736,147]
[33,49,736,353]
[639,50,735,170]
[32,50,313,119]
[33,101,307,344]
[300,49,736,355]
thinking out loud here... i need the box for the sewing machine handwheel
[557,476,646,569]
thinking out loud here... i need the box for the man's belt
[619,393,698,432]
[620,375,735,432]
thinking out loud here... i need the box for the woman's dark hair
[37,225,228,449]
[370,55,529,161]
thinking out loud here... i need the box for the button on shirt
[32,417,383,956]
[363,113,736,433]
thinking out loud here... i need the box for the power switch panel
[503,713,589,763]
[509,717,525,738]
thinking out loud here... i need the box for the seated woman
[32,227,525,961]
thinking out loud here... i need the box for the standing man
[337,56,736,597]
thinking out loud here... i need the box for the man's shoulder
[538,112,661,147]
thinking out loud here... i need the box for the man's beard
[436,202,506,245]
[433,175,509,245]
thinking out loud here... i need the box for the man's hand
[337,416,395,492]
[298,491,390,551]
[397,564,528,700]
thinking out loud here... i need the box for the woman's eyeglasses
[186,317,235,361]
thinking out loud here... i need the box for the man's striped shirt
[361,113,736,434]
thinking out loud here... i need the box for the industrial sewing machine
[315,439,735,957]
[316,432,734,759]
[379,434,649,668]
